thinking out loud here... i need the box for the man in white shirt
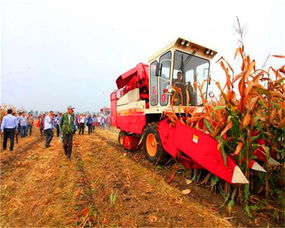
[20,112,28,138]
[79,114,86,135]
[44,111,54,148]
[0,109,18,151]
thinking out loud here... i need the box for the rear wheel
[143,123,170,164]
[118,131,126,146]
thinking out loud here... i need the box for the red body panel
[116,114,146,135]
[123,135,140,150]
[116,63,149,95]
[252,132,276,163]
[159,119,238,184]
[110,91,118,127]
[158,120,179,158]
[253,147,268,163]
[248,160,255,169]
[111,63,149,133]
[116,67,138,89]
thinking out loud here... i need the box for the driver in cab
[173,71,184,87]
[173,71,195,105]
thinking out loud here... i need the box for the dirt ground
[0,126,280,227]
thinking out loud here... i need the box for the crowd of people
[0,106,110,160]
[36,112,110,137]
[0,110,35,151]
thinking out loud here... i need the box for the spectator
[101,115,106,129]
[36,115,41,129]
[44,111,54,148]
[20,112,28,137]
[96,115,101,128]
[54,114,60,137]
[58,112,62,136]
[79,114,85,135]
[17,112,21,132]
[60,106,75,160]
[39,114,45,136]
[92,115,96,131]
[86,114,92,135]
[0,109,18,151]
[27,113,34,136]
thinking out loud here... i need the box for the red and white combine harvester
[100,107,111,116]
[110,38,272,185]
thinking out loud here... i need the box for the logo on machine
[161,94,167,103]
[192,135,199,143]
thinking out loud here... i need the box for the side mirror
[209,90,214,98]
[208,71,211,85]
[155,63,161,77]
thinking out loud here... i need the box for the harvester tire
[143,122,170,164]
[118,131,126,146]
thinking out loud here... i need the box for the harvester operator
[173,72,195,106]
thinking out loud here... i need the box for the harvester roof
[148,37,217,63]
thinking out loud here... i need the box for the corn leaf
[242,112,251,129]
[272,55,285,58]
[214,105,226,111]
[233,142,243,155]
[220,120,233,137]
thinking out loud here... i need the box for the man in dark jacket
[60,106,75,159]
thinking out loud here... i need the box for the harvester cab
[148,37,217,112]
[111,38,251,185]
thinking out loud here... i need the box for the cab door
[159,51,172,106]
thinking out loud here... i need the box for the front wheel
[143,123,170,164]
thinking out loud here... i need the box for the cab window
[173,50,209,106]
[150,61,158,106]
[159,51,172,106]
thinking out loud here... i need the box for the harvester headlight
[180,40,185,46]
[186,42,190,47]
[205,49,211,55]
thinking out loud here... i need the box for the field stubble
[0,127,279,227]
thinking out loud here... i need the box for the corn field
[0,105,11,122]
[0,105,24,120]
[165,39,285,220]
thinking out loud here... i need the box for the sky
[1,0,285,113]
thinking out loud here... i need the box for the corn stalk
[167,39,285,221]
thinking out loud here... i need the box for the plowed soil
[0,127,278,227]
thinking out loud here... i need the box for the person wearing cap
[60,106,75,159]
[1,109,18,151]
[44,111,54,148]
